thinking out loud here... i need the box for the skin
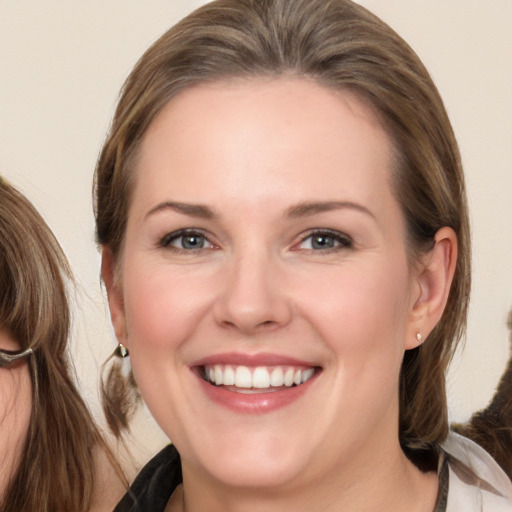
[0,338,124,510]
[104,78,457,512]
[0,331,31,503]
[89,447,129,512]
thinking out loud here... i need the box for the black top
[113,444,448,512]
[113,444,182,512]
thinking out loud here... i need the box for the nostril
[219,319,277,330]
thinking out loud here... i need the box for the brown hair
[95,0,470,454]
[0,177,121,511]
[452,310,512,479]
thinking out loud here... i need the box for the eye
[160,229,215,251]
[296,230,352,251]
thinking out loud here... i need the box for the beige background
[1,1,511,465]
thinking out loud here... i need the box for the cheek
[297,261,411,347]
[0,363,32,466]
[293,257,412,406]
[121,259,216,355]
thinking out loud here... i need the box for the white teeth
[214,365,223,385]
[284,368,294,387]
[253,367,270,388]
[235,366,252,388]
[270,367,284,387]
[223,365,235,385]
[203,364,316,389]
[301,368,315,383]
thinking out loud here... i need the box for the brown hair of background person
[0,176,125,512]
[453,311,512,480]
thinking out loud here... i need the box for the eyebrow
[145,200,375,221]
[145,201,216,220]
[286,201,376,220]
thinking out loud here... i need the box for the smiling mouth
[201,364,319,393]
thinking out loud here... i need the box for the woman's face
[0,330,32,495]
[108,78,424,489]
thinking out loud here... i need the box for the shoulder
[442,432,512,512]
[114,444,182,512]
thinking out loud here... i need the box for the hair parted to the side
[0,176,124,512]
[95,0,470,454]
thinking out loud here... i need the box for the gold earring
[114,343,129,358]
[101,342,139,437]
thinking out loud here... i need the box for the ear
[101,247,128,346]
[406,227,458,349]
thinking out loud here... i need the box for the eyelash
[158,228,353,254]
[295,229,353,252]
[159,229,215,252]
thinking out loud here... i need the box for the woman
[0,177,125,511]
[95,0,512,510]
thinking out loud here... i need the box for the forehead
[133,77,396,218]
[142,77,387,156]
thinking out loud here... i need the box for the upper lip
[191,352,318,368]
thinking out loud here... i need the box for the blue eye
[161,230,213,251]
[299,230,352,251]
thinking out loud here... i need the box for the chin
[206,454,303,489]
[182,431,312,490]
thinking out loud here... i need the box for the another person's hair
[0,176,118,512]
[452,310,512,479]
[95,0,471,454]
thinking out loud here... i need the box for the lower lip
[195,371,318,414]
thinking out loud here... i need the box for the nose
[213,250,293,334]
